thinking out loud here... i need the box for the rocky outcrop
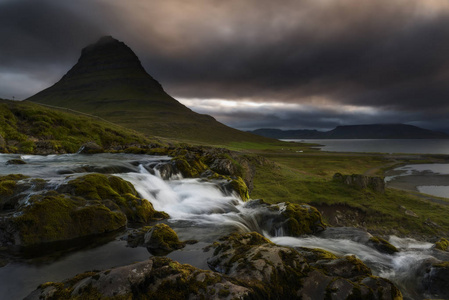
[241,199,326,236]
[207,232,403,299]
[25,256,254,300]
[0,174,168,247]
[333,173,385,193]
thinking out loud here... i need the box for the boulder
[127,223,186,255]
[77,141,103,154]
[434,237,449,251]
[242,200,326,236]
[5,159,26,165]
[25,257,254,300]
[421,261,449,298]
[333,173,385,193]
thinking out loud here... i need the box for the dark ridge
[249,124,449,139]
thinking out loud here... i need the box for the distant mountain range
[27,36,272,145]
[249,124,449,139]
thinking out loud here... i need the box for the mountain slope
[249,124,449,139]
[0,99,157,154]
[27,36,272,145]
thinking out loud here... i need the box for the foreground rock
[208,232,403,299]
[25,256,253,300]
[0,173,167,247]
[27,232,403,300]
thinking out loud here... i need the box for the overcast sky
[1,0,449,132]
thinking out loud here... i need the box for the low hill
[27,36,273,146]
[250,124,449,139]
[0,99,159,154]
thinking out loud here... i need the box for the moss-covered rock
[281,202,326,236]
[127,223,186,255]
[9,192,126,246]
[25,257,254,300]
[5,159,26,165]
[434,238,449,251]
[368,236,399,254]
[0,174,168,247]
[0,174,29,210]
[63,173,168,223]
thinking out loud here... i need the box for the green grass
[0,99,160,153]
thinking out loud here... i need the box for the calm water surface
[285,139,449,154]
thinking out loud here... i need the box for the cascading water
[0,153,447,299]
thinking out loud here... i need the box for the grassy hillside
[27,36,273,146]
[0,99,160,154]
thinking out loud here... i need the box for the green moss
[435,238,449,251]
[13,192,126,246]
[173,156,208,178]
[67,174,167,223]
[147,223,185,254]
[282,203,326,236]
[0,174,28,195]
[229,177,250,201]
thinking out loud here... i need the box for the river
[0,153,447,299]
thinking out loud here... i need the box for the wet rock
[367,236,399,254]
[333,173,385,193]
[208,232,402,299]
[318,227,398,255]
[0,134,6,150]
[25,257,254,300]
[433,238,449,251]
[77,141,103,154]
[207,232,309,297]
[0,174,168,247]
[5,159,26,165]
[421,261,449,298]
[127,223,186,255]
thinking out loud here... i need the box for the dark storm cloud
[0,0,106,98]
[1,0,448,130]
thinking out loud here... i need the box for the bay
[284,139,449,155]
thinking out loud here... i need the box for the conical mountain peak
[28,37,272,144]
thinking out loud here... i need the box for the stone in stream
[126,223,188,255]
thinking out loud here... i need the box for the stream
[0,153,447,299]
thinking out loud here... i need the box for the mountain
[249,128,325,139]
[249,124,449,139]
[27,36,272,145]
